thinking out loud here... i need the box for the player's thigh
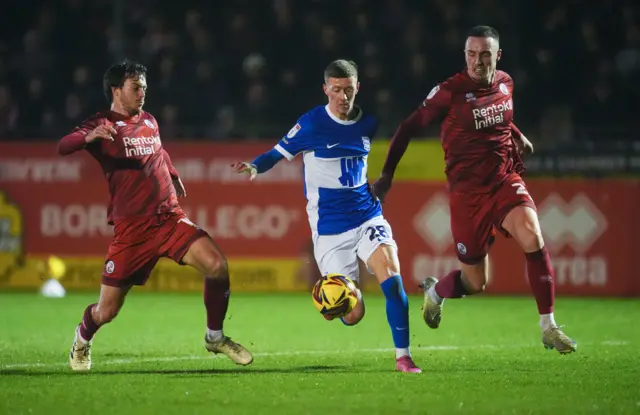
[355,217,400,283]
[449,193,494,266]
[493,174,537,232]
[313,229,360,283]
[159,214,225,276]
[493,175,542,249]
[181,236,228,277]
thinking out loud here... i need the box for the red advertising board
[1,143,638,295]
[0,142,311,258]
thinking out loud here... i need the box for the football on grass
[312,274,359,320]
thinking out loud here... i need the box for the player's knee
[460,269,488,294]
[94,303,121,324]
[465,279,486,294]
[516,217,544,252]
[202,253,229,280]
[506,207,544,252]
[368,245,400,283]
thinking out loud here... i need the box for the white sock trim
[540,313,556,331]
[428,286,443,304]
[76,326,89,345]
[395,348,411,359]
[206,329,224,342]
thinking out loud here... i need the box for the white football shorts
[312,215,397,282]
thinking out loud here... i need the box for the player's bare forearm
[57,132,88,156]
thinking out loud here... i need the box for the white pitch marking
[0,341,629,371]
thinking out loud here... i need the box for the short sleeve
[273,114,314,161]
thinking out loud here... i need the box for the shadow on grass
[0,364,384,376]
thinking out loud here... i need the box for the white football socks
[540,313,557,331]
[206,329,224,343]
[428,286,443,304]
[75,326,89,345]
[396,348,411,359]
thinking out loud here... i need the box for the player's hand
[515,135,534,156]
[231,162,257,181]
[85,125,117,143]
[172,178,186,198]
[372,174,393,203]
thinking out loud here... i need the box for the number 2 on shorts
[512,182,529,196]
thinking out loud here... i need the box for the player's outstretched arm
[372,111,438,201]
[373,85,450,202]
[231,148,284,181]
[57,124,116,156]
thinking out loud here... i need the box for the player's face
[465,37,501,83]
[323,77,359,118]
[113,76,147,115]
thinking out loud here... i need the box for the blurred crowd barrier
[1,141,639,296]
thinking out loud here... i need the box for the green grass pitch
[0,292,638,414]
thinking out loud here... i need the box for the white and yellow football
[312,274,359,320]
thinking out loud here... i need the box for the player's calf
[502,206,560,336]
[181,236,253,364]
[368,244,421,373]
[69,285,128,372]
[182,237,231,341]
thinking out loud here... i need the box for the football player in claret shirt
[58,60,253,371]
[373,26,577,354]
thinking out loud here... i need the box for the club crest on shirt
[286,123,301,139]
[499,83,509,96]
[425,85,440,101]
[144,119,154,128]
[362,136,370,151]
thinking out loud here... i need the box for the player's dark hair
[324,59,358,82]
[103,60,148,103]
[467,25,500,41]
